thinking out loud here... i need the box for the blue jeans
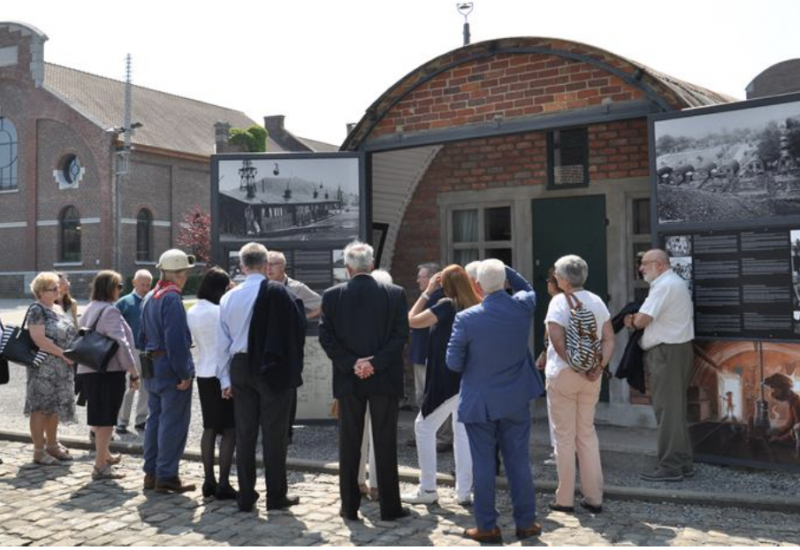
[465,405,536,531]
[143,377,192,480]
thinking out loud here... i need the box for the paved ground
[0,441,798,547]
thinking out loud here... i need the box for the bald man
[624,249,695,482]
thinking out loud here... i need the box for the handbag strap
[564,291,583,311]
[88,303,114,331]
[21,303,46,331]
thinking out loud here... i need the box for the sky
[4,0,800,146]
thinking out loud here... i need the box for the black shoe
[115,425,129,435]
[405,438,417,448]
[381,507,411,521]
[135,423,147,432]
[682,466,696,478]
[639,468,683,482]
[579,498,602,514]
[215,484,238,500]
[238,491,260,512]
[155,476,196,494]
[267,495,300,511]
[548,502,574,513]
[202,480,218,498]
[339,508,359,521]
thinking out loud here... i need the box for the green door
[532,195,609,401]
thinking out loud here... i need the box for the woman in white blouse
[187,267,237,500]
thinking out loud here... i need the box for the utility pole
[114,54,139,271]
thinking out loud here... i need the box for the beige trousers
[546,367,603,507]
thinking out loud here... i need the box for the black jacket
[612,302,645,393]
[318,274,409,399]
[247,280,307,393]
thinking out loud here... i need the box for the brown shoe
[464,527,502,544]
[143,473,156,491]
[155,476,196,494]
[516,522,543,540]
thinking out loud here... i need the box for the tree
[786,118,800,160]
[229,125,269,152]
[176,205,211,262]
[757,122,782,166]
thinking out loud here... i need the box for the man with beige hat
[140,249,197,493]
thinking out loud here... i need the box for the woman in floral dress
[26,272,77,465]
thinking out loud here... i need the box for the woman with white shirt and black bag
[187,267,237,500]
[544,255,614,514]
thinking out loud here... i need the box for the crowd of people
[0,240,696,543]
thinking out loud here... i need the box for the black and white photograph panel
[655,98,800,225]
[217,157,360,242]
[670,255,693,292]
[665,235,692,257]
[332,250,347,285]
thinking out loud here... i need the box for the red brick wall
[391,118,649,297]
[373,52,647,140]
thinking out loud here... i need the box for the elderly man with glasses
[625,248,695,482]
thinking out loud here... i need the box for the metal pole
[463,22,470,46]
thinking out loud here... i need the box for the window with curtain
[449,205,513,267]
[0,117,19,191]
[136,209,153,262]
[60,206,81,263]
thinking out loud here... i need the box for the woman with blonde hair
[402,264,479,506]
[25,272,78,465]
[77,270,139,480]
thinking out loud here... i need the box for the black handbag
[0,304,49,368]
[0,318,9,384]
[64,305,120,372]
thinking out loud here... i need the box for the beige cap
[156,249,196,271]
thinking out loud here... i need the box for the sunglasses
[45,287,59,293]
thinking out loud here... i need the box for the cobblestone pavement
[0,442,798,547]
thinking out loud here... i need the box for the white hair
[477,259,506,294]
[133,269,153,281]
[344,241,374,274]
[554,255,588,287]
[371,269,393,285]
[239,242,268,269]
[465,261,481,282]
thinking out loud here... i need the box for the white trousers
[414,394,472,500]
[357,409,377,488]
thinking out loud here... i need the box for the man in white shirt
[217,242,299,512]
[624,248,695,482]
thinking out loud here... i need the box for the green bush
[229,125,268,153]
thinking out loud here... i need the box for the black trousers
[338,393,403,518]
[231,355,293,507]
[288,388,297,439]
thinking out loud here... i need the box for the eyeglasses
[44,287,59,293]
[640,260,659,266]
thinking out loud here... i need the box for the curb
[2,429,798,513]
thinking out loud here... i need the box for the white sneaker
[401,488,438,505]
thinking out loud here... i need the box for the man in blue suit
[447,259,545,543]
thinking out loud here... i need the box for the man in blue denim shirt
[140,249,196,494]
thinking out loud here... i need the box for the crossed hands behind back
[354,356,375,379]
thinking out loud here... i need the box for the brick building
[342,37,735,426]
[0,21,331,298]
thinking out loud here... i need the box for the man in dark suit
[319,241,410,522]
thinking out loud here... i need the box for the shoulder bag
[64,305,120,372]
[0,304,49,368]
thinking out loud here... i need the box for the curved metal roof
[342,36,736,151]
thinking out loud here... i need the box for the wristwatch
[420,292,430,301]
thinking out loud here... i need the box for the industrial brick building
[343,37,735,425]
[0,21,332,298]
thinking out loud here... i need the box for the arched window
[60,206,81,263]
[0,117,19,191]
[136,208,153,262]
